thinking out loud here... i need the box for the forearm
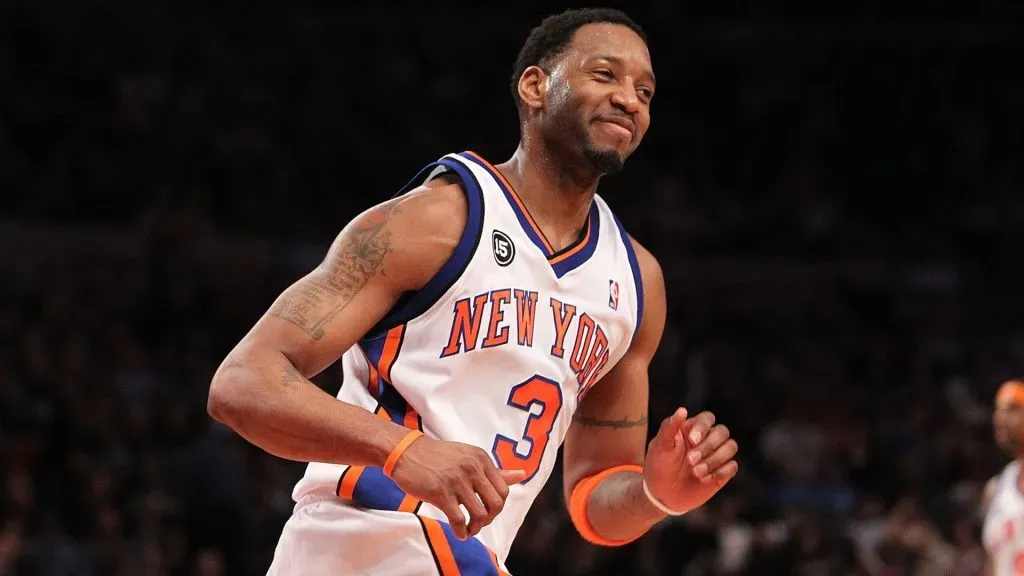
[207,344,409,467]
[583,468,667,542]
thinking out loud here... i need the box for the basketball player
[208,8,739,575]
[983,380,1024,575]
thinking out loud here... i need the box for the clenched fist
[389,435,526,540]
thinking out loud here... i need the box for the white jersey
[984,461,1024,575]
[291,151,644,567]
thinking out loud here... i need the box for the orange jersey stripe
[488,549,510,576]
[337,466,366,500]
[378,325,405,383]
[403,404,420,430]
[421,518,462,576]
[397,494,420,513]
[547,215,592,264]
[368,362,381,398]
[359,346,382,398]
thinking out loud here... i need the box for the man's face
[994,382,1024,454]
[540,22,655,174]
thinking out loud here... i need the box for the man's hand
[643,408,738,513]
[390,436,527,540]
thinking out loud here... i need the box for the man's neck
[493,141,599,252]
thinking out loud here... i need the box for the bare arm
[207,178,466,467]
[563,238,738,544]
[209,175,526,539]
[562,238,669,541]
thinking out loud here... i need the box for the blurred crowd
[3,1,1024,575]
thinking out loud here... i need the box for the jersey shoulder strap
[364,153,487,339]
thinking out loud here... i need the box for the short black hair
[510,8,647,107]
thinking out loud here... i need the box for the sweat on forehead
[563,24,650,62]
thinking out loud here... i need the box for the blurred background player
[983,380,1024,575]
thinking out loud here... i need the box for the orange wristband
[383,430,423,478]
[568,464,645,547]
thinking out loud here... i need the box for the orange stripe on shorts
[419,517,462,576]
[488,549,510,576]
[337,466,365,500]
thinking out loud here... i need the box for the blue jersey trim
[611,213,644,341]
[350,467,406,510]
[360,336,386,372]
[417,517,502,576]
[364,156,485,339]
[440,520,501,575]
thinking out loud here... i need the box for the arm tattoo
[280,363,303,387]
[572,412,648,429]
[269,202,402,340]
[220,355,305,388]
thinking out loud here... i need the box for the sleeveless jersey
[291,150,644,566]
[984,461,1024,575]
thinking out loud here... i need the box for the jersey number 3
[492,375,564,483]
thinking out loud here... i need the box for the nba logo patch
[608,280,619,310]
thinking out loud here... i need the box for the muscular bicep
[562,238,667,497]
[242,181,466,378]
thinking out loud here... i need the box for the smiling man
[208,8,739,575]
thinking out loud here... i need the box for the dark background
[2,1,1023,574]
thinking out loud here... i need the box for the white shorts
[266,491,511,576]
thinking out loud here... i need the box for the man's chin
[583,145,625,175]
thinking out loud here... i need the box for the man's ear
[517,65,549,112]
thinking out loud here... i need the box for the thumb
[654,407,688,452]
[500,469,528,484]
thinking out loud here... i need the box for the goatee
[583,145,624,175]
